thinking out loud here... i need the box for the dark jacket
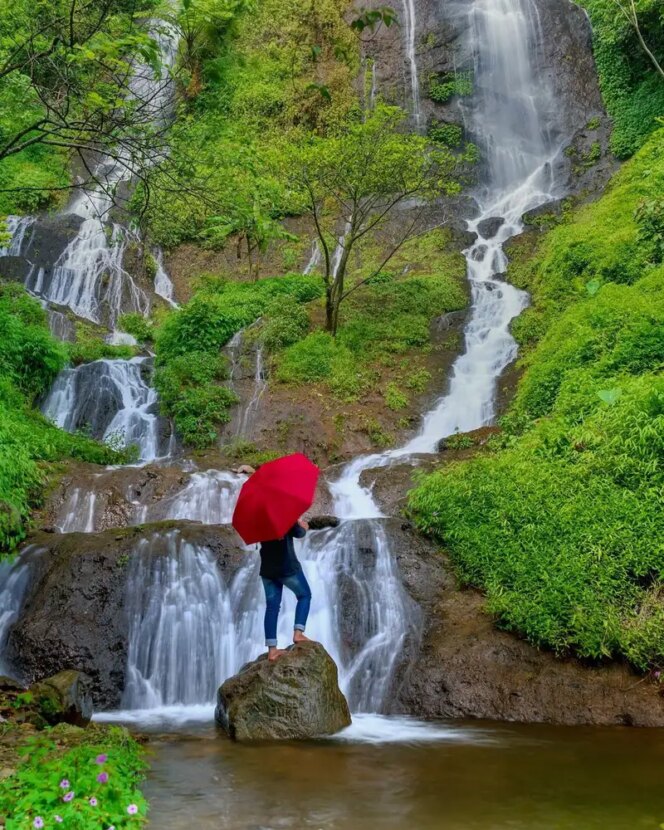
[259,523,306,580]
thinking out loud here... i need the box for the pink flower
[97,771,109,784]
[127,804,138,815]
[95,754,108,764]
[89,797,98,806]
[63,791,75,802]
[59,779,70,789]
[33,819,44,829]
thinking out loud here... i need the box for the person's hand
[298,518,309,531]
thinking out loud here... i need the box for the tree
[609,0,664,80]
[288,105,460,335]
[0,0,177,210]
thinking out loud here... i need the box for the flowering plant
[0,726,148,829]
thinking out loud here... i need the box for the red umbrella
[232,453,320,544]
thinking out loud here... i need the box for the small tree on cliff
[288,105,460,335]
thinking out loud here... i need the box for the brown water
[142,715,664,830]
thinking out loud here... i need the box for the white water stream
[402,0,422,129]
[88,0,565,727]
[4,0,571,739]
[41,357,172,462]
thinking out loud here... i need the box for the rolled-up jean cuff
[294,624,306,632]
[266,639,278,647]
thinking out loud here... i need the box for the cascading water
[100,0,567,725]
[153,248,178,307]
[41,357,172,462]
[2,18,179,328]
[402,0,422,130]
[0,549,40,678]
[140,470,244,526]
[332,0,561,516]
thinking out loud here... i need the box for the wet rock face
[215,642,351,741]
[8,523,246,708]
[393,532,664,727]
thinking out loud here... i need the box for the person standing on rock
[259,518,312,661]
[232,453,321,661]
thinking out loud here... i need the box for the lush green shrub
[410,376,664,667]
[0,725,148,829]
[0,283,121,552]
[275,331,336,383]
[577,0,664,157]
[427,122,463,148]
[155,274,323,446]
[428,72,473,104]
[409,132,664,670]
[117,313,155,343]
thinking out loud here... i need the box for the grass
[409,128,664,670]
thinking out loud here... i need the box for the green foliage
[410,377,664,667]
[577,0,664,156]
[261,299,310,352]
[0,283,66,397]
[428,72,473,104]
[384,382,409,411]
[221,439,281,468]
[0,283,121,553]
[155,274,322,445]
[117,313,155,343]
[0,0,163,212]
[515,128,664,323]
[274,228,467,401]
[0,726,148,829]
[635,196,664,262]
[409,131,664,670]
[141,0,359,247]
[427,121,463,148]
[67,322,136,365]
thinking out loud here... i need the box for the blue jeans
[261,571,312,647]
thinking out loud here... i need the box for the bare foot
[293,631,311,644]
[267,647,286,661]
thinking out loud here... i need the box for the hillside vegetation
[410,128,664,669]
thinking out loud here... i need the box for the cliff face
[361,0,615,197]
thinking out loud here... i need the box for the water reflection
[144,720,664,829]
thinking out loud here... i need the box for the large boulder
[215,642,351,741]
[30,670,93,727]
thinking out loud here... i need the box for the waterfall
[235,345,267,437]
[113,519,416,716]
[402,0,422,130]
[41,357,172,462]
[153,248,178,307]
[139,470,244,526]
[331,0,561,515]
[303,240,322,274]
[120,531,258,710]
[0,216,35,256]
[102,0,566,722]
[1,18,179,328]
[0,551,38,678]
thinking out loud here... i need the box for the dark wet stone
[477,217,505,239]
[215,641,351,741]
[308,515,340,530]
[31,670,94,728]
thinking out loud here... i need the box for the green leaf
[597,388,622,405]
